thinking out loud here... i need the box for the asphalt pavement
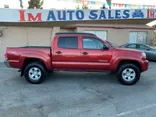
[0,62,156,117]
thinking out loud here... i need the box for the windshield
[106,41,117,48]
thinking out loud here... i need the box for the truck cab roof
[55,32,96,36]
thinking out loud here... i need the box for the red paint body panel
[5,48,52,70]
[4,33,149,73]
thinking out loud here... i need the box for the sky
[0,0,156,9]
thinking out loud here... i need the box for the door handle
[55,51,62,54]
[82,52,88,55]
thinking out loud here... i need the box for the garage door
[0,27,28,61]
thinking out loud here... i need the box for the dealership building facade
[0,8,156,61]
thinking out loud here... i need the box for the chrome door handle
[56,51,62,54]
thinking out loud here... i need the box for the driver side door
[79,36,112,71]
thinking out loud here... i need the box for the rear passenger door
[52,36,81,70]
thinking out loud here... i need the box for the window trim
[82,36,106,50]
[57,36,79,49]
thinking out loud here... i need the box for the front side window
[82,37,105,49]
[58,37,78,49]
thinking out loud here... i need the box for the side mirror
[103,46,109,50]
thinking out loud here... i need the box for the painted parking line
[109,103,156,117]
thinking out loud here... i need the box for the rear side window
[58,37,78,49]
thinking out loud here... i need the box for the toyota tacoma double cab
[4,32,149,85]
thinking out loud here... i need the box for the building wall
[77,25,154,46]
[60,28,74,32]
[81,27,129,45]
[108,29,129,45]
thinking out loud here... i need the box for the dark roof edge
[55,32,96,36]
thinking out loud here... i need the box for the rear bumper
[4,60,10,68]
[141,60,149,72]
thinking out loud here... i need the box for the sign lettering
[19,10,42,22]
[28,13,42,21]
[147,9,156,18]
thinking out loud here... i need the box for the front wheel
[117,64,141,85]
[24,62,46,84]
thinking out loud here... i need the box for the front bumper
[4,60,10,68]
[141,60,149,72]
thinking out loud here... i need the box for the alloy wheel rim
[28,67,42,81]
[122,68,136,82]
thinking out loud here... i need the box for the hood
[115,47,142,53]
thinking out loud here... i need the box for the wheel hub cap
[122,68,136,82]
[29,67,41,81]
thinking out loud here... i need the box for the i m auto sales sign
[0,8,156,22]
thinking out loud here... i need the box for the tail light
[4,53,8,59]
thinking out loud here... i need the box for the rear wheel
[24,62,46,84]
[117,63,141,85]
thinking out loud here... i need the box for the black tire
[110,71,115,74]
[24,62,46,84]
[117,63,141,85]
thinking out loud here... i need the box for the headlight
[142,52,146,59]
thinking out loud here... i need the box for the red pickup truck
[4,32,148,85]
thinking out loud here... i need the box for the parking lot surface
[0,62,156,117]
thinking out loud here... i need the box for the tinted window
[82,37,104,49]
[139,44,150,50]
[58,37,78,49]
[127,44,137,49]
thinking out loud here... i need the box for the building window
[84,30,107,40]
[129,31,148,44]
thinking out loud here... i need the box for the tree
[101,4,107,9]
[76,5,80,9]
[76,0,89,9]
[28,0,44,9]
[106,0,111,9]
[82,3,88,9]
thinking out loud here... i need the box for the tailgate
[4,46,51,69]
